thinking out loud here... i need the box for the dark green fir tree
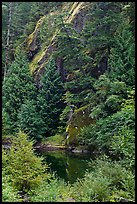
[37,57,64,136]
[17,100,45,141]
[108,21,135,86]
[2,51,37,134]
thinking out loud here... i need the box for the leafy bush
[77,100,135,152]
[2,171,22,202]
[111,126,135,171]
[70,156,135,202]
[104,94,123,112]
[2,131,50,192]
[30,176,72,202]
[88,75,128,119]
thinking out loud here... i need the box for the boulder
[66,105,95,145]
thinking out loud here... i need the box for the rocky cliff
[26,2,91,84]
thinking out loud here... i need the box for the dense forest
[2,2,135,202]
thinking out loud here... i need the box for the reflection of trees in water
[37,150,91,183]
[65,155,89,183]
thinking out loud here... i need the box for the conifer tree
[2,131,49,192]
[83,2,122,51]
[2,51,37,134]
[37,57,64,136]
[17,100,45,141]
[81,2,122,74]
[108,22,135,86]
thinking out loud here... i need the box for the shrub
[104,94,123,113]
[2,131,50,193]
[70,156,135,202]
[77,101,135,152]
[2,171,22,202]
[111,126,135,171]
[30,176,72,202]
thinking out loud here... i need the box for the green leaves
[70,157,135,202]
[2,132,50,193]
[2,171,22,202]
[105,95,123,112]
[78,98,135,154]
[111,126,135,169]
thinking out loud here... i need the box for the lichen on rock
[66,105,95,145]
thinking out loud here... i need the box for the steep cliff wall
[26,2,91,84]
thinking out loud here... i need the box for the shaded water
[36,149,96,183]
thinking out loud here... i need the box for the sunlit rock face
[66,105,95,145]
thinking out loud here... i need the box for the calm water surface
[36,149,96,183]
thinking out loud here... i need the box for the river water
[36,149,96,184]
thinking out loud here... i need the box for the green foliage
[89,74,127,119]
[17,100,45,141]
[37,57,64,136]
[81,2,122,73]
[2,131,50,192]
[110,90,135,170]
[104,94,123,112]
[60,104,71,123]
[2,171,22,202]
[111,126,135,171]
[2,52,37,133]
[83,2,122,49]
[108,20,135,86]
[30,177,72,202]
[2,2,135,202]
[78,98,135,151]
[42,134,65,146]
[64,74,96,107]
[29,156,135,202]
[70,156,135,202]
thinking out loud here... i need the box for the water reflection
[36,150,95,183]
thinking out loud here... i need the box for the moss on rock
[27,16,46,52]
[26,2,91,83]
[66,105,95,145]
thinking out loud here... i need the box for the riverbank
[34,143,66,151]
[2,135,100,154]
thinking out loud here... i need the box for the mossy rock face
[66,105,95,145]
[27,16,46,52]
[26,2,90,83]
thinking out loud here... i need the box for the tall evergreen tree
[108,21,135,86]
[37,57,64,136]
[83,2,122,51]
[2,51,37,134]
[81,2,122,76]
[17,100,45,141]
